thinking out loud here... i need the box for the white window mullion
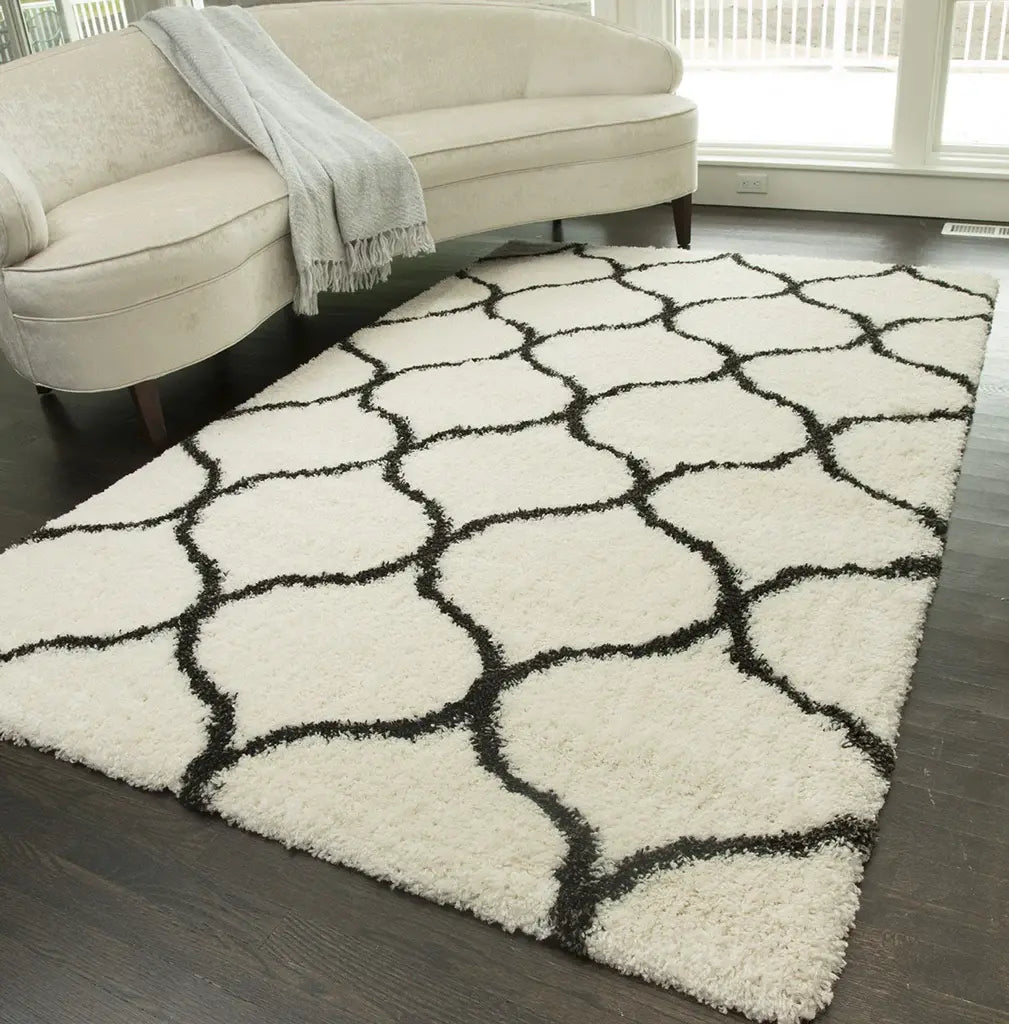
[629,0,669,38]
[597,0,667,36]
[892,0,952,166]
[592,0,619,22]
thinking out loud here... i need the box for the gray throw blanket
[138,5,434,314]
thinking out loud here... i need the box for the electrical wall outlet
[736,173,769,194]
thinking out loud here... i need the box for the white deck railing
[958,0,1009,60]
[672,0,1009,68]
[6,0,1008,68]
[10,0,204,55]
[19,0,65,49]
[70,0,129,37]
[0,8,9,62]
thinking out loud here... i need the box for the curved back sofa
[0,0,697,443]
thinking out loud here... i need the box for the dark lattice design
[0,246,997,1021]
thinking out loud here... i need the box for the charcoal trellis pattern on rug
[0,246,997,1023]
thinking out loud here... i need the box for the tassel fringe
[293,222,436,315]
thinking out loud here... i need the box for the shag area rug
[0,246,997,1023]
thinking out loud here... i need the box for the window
[671,2,904,149]
[941,0,1009,148]
[0,0,203,63]
[604,1,1009,168]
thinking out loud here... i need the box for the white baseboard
[696,162,1009,221]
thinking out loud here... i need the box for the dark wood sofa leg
[35,384,52,396]
[672,193,693,249]
[552,219,563,242]
[130,380,168,450]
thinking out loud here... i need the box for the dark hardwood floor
[1,206,1006,1024]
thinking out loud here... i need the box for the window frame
[599,0,1009,174]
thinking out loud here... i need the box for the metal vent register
[942,222,1009,239]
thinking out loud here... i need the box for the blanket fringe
[293,222,435,315]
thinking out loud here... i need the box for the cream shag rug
[0,247,998,1023]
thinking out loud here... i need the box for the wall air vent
[942,222,1009,239]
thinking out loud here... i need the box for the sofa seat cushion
[375,93,697,188]
[6,93,695,322]
[7,149,289,320]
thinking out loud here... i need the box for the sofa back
[0,0,679,212]
[0,30,240,213]
[255,2,678,116]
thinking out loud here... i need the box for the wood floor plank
[0,206,1006,1024]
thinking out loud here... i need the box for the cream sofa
[0,0,697,443]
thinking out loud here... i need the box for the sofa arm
[0,141,47,268]
[658,38,685,94]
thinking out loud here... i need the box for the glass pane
[0,8,14,62]
[941,0,1009,148]
[20,0,69,51]
[670,1,902,149]
[5,0,203,59]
